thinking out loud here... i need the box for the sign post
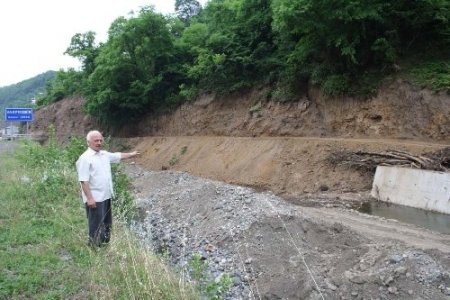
[4,108,34,138]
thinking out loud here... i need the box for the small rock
[325,279,337,291]
[387,286,398,294]
[394,266,407,275]
[389,255,404,264]
[383,276,394,286]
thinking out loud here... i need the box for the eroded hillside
[30,79,449,198]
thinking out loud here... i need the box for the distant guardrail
[1,134,32,140]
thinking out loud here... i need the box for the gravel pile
[126,165,450,299]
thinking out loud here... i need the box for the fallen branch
[327,147,450,173]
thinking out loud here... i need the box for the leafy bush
[321,75,351,97]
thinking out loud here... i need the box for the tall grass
[0,137,198,299]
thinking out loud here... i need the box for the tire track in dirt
[302,206,450,253]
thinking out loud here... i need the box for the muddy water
[359,201,450,235]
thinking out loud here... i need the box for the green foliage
[65,31,99,75]
[249,102,262,113]
[63,135,88,166]
[169,154,179,166]
[0,138,87,299]
[408,60,450,92]
[0,71,55,120]
[25,0,449,125]
[272,0,450,95]
[321,75,352,97]
[37,69,86,106]
[270,84,297,102]
[180,145,188,155]
[84,7,186,127]
[188,253,233,299]
[184,0,277,94]
[0,132,197,299]
[39,32,101,106]
[112,164,136,221]
[179,83,199,101]
[168,146,188,166]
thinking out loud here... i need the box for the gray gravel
[126,164,450,300]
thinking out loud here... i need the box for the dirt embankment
[122,79,449,141]
[30,79,449,198]
[129,136,446,200]
[31,96,98,144]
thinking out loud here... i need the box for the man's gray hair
[86,130,102,142]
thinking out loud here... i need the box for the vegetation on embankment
[0,137,198,299]
[37,0,449,128]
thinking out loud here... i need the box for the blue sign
[5,108,34,122]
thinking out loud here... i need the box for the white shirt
[76,148,121,203]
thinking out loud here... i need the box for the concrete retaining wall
[371,166,450,214]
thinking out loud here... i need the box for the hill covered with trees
[0,71,56,121]
[38,0,449,128]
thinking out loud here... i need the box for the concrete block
[371,166,450,215]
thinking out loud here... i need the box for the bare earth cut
[30,78,450,299]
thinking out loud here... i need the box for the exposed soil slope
[30,78,449,198]
[129,136,446,199]
[122,79,449,142]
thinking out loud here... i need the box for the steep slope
[124,79,449,142]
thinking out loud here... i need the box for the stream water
[359,201,450,235]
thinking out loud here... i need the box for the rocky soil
[127,164,450,300]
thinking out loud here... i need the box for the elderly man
[76,130,139,247]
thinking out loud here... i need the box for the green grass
[407,60,450,92]
[0,138,198,299]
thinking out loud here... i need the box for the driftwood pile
[328,147,450,173]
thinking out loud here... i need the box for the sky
[0,0,206,88]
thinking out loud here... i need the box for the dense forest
[0,71,55,121]
[37,0,449,127]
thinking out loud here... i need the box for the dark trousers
[85,199,112,247]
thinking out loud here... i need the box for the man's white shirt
[76,148,121,203]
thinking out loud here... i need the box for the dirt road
[302,206,450,253]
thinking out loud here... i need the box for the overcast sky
[0,0,206,88]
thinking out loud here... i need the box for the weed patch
[0,137,197,299]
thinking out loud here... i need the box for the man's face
[88,133,103,152]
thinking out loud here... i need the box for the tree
[181,0,277,94]
[37,69,84,106]
[175,0,202,24]
[64,31,99,75]
[84,7,184,126]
